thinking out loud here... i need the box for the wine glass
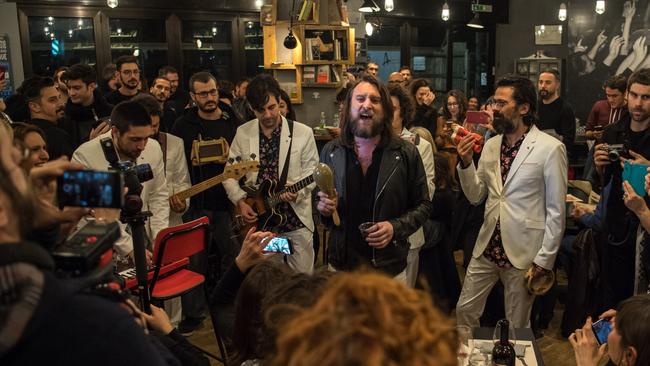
[456,325,473,365]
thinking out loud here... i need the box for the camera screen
[263,237,293,255]
[592,318,613,345]
[57,170,123,208]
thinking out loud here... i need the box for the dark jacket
[28,118,75,160]
[64,89,114,146]
[319,137,433,275]
[412,104,438,139]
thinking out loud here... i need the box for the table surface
[473,327,544,366]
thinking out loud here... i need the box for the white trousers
[270,227,314,274]
[456,255,535,328]
[405,246,422,288]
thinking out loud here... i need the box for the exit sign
[471,4,493,12]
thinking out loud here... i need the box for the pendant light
[442,2,450,21]
[558,3,567,21]
[106,0,118,8]
[384,0,394,12]
[467,13,483,29]
[595,0,605,14]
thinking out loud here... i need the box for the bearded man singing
[316,74,432,282]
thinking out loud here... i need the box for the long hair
[279,89,297,121]
[230,261,291,365]
[270,271,458,366]
[442,89,468,122]
[0,128,34,238]
[388,83,415,129]
[615,294,650,365]
[409,78,432,103]
[340,74,396,147]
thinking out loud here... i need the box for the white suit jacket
[223,116,319,232]
[402,128,436,249]
[162,133,191,227]
[72,132,170,256]
[457,125,567,270]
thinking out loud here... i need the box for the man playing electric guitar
[223,74,319,274]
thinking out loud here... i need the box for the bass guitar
[171,160,259,201]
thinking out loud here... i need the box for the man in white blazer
[223,74,319,274]
[72,101,170,260]
[455,75,567,328]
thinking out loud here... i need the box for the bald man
[388,72,404,85]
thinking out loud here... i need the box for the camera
[100,137,153,198]
[607,144,628,162]
[52,220,120,277]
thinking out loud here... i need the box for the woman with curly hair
[270,271,458,366]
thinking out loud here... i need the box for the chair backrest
[152,216,210,266]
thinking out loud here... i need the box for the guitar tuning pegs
[249,153,256,160]
[228,158,235,164]
[235,156,242,162]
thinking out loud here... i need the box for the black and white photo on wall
[566,0,647,122]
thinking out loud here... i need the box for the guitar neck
[174,174,229,201]
[282,175,314,195]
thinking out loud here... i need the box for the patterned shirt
[483,132,528,268]
[256,124,304,232]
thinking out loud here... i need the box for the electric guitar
[235,174,315,235]
[171,160,259,201]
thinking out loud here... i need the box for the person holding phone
[586,74,628,141]
[569,294,650,366]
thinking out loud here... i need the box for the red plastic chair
[149,216,210,300]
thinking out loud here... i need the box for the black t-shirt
[187,115,235,211]
[106,89,139,105]
[344,146,383,269]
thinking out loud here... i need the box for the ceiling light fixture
[595,0,605,14]
[255,0,263,8]
[107,0,118,8]
[442,2,450,21]
[384,0,394,12]
[284,0,298,49]
[467,13,484,29]
[558,3,567,21]
[365,22,374,36]
[359,0,380,13]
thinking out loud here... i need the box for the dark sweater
[65,89,114,145]
[106,89,140,105]
[537,97,576,147]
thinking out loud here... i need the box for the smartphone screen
[592,318,613,345]
[57,170,123,208]
[263,237,293,255]
[622,161,648,197]
[466,111,488,125]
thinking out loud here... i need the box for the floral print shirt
[483,132,528,268]
[256,124,304,232]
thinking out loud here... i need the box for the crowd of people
[1,53,650,366]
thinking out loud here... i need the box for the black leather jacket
[320,137,433,275]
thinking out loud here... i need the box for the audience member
[270,271,458,366]
[316,75,432,280]
[160,66,190,114]
[99,63,120,95]
[537,69,576,150]
[53,66,69,104]
[409,78,438,139]
[388,83,435,287]
[586,74,629,141]
[436,89,469,163]
[278,88,296,121]
[149,76,177,133]
[399,65,412,85]
[20,76,74,160]
[388,71,404,84]
[455,74,567,328]
[468,95,480,111]
[62,63,114,145]
[12,122,49,169]
[106,55,141,105]
[366,62,379,77]
[570,295,650,366]
[232,77,255,123]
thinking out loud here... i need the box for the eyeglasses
[490,100,510,109]
[193,89,218,99]
[121,70,140,77]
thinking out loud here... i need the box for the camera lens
[608,150,620,161]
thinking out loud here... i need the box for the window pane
[109,18,167,85]
[410,23,448,97]
[182,20,232,85]
[367,25,401,82]
[451,30,491,102]
[243,20,264,78]
[28,16,96,76]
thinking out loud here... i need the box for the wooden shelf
[302,82,341,88]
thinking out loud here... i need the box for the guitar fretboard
[268,175,315,207]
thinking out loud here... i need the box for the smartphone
[466,111,488,125]
[594,125,604,132]
[263,237,294,255]
[622,161,648,197]
[592,318,613,345]
[57,170,124,208]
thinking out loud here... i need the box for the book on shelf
[303,66,316,83]
[298,0,314,21]
[332,66,341,82]
[316,65,330,83]
[334,39,341,60]
[305,39,314,61]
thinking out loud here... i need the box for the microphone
[313,163,340,226]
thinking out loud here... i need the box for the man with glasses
[171,71,240,335]
[159,66,190,115]
[106,55,141,105]
[454,75,567,328]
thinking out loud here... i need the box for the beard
[198,100,218,113]
[122,77,139,90]
[351,114,383,138]
[630,107,650,123]
[492,112,516,135]
[538,90,550,99]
